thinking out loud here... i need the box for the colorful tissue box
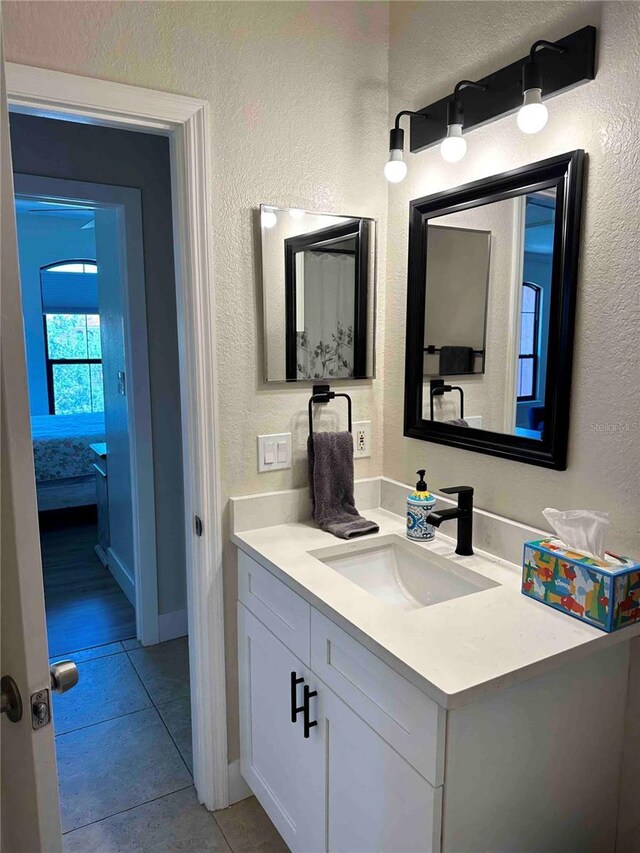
[522,539,640,632]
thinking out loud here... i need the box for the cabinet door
[321,686,442,853]
[238,603,325,853]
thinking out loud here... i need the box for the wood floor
[40,509,136,657]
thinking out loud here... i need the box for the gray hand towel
[307,431,379,540]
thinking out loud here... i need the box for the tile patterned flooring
[45,521,287,852]
[55,637,287,852]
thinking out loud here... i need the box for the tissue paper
[542,508,609,561]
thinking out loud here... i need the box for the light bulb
[261,207,277,229]
[289,208,305,220]
[517,88,548,134]
[384,149,407,183]
[440,123,467,163]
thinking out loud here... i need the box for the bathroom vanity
[232,484,636,853]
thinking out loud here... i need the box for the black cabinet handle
[303,684,318,738]
[290,672,304,723]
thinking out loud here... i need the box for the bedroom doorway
[14,196,138,656]
[13,178,159,650]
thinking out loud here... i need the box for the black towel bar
[308,384,353,435]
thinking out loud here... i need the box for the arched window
[517,281,540,401]
[40,260,103,415]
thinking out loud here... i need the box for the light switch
[263,441,275,465]
[257,433,292,472]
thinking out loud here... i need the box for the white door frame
[6,63,229,810]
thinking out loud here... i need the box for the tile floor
[53,637,287,852]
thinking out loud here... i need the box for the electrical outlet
[353,421,371,459]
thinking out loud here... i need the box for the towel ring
[308,384,352,435]
[430,379,465,421]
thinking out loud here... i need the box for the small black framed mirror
[404,150,585,470]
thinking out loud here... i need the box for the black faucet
[427,486,474,556]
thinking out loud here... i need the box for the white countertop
[232,508,640,710]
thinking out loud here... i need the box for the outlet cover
[257,433,292,472]
[353,421,371,459]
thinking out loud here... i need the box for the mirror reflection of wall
[423,187,557,441]
[424,224,490,377]
[260,206,375,382]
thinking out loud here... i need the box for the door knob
[50,660,79,694]
[0,675,23,723]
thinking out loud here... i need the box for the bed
[31,413,106,511]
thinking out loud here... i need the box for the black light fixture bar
[410,25,596,153]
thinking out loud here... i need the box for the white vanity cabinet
[238,551,443,853]
[237,550,629,853]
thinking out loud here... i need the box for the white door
[0,34,62,853]
[238,604,325,852]
[321,686,442,853]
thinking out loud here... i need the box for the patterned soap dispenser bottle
[407,470,436,541]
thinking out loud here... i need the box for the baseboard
[228,759,252,805]
[107,547,135,606]
[158,608,188,642]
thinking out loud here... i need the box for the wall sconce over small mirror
[404,151,585,469]
[260,206,376,382]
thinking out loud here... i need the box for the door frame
[6,63,229,811]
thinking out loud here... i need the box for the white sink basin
[310,534,498,611]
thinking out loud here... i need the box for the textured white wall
[385,1,640,557]
[2,0,390,761]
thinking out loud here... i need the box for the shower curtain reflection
[296,250,355,380]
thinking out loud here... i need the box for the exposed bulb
[440,123,467,163]
[517,88,548,134]
[261,207,277,229]
[384,149,407,183]
[289,208,305,220]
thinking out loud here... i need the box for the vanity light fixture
[406,27,595,154]
[440,80,487,163]
[517,39,567,134]
[261,206,278,229]
[384,110,428,183]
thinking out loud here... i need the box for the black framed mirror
[404,150,584,469]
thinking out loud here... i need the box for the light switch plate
[257,433,292,472]
[353,421,372,458]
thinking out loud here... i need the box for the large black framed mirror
[404,150,584,469]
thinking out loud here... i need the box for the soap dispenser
[407,470,436,541]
